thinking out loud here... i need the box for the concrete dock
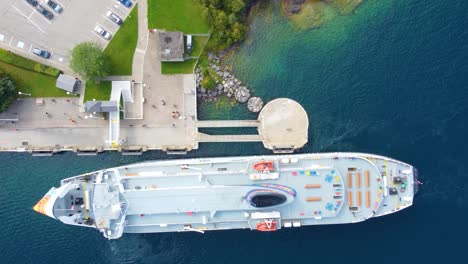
[0,97,308,155]
[195,98,308,153]
[258,98,308,152]
[0,0,309,156]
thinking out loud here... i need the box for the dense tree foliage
[70,42,109,82]
[198,0,249,49]
[0,71,16,112]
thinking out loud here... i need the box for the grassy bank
[189,36,209,57]
[0,48,61,77]
[84,81,111,102]
[161,59,197,74]
[104,5,138,75]
[0,61,67,97]
[148,0,210,33]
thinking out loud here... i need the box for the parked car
[25,0,38,7]
[186,35,193,53]
[118,0,132,8]
[106,11,122,25]
[94,26,112,40]
[36,5,54,20]
[32,48,51,59]
[45,0,63,14]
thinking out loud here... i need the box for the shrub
[0,48,61,77]
[0,71,16,112]
[201,75,216,90]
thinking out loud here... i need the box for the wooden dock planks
[306,197,322,202]
[356,172,361,188]
[365,170,370,187]
[366,191,371,208]
[357,191,362,206]
[347,173,352,188]
[347,191,353,207]
[304,184,321,189]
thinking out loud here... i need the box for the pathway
[197,120,260,128]
[131,0,149,82]
[197,133,263,142]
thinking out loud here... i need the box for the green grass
[161,59,197,74]
[84,81,111,102]
[189,36,209,57]
[104,5,139,75]
[0,61,68,97]
[148,0,211,33]
[0,48,61,77]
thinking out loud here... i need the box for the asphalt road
[0,0,135,70]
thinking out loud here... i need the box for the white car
[94,25,112,40]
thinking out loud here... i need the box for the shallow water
[1,0,467,263]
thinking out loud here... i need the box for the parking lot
[0,0,135,69]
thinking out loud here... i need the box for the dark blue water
[1,0,467,263]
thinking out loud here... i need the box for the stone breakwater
[196,52,264,112]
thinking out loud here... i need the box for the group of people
[171,111,181,119]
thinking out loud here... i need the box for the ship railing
[120,170,248,179]
[279,166,333,172]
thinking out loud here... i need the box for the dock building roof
[158,31,184,61]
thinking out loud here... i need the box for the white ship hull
[34,153,418,239]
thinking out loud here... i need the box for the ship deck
[105,153,414,234]
[46,153,415,239]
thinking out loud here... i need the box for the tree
[229,0,245,14]
[0,71,16,112]
[70,42,109,81]
[230,22,247,43]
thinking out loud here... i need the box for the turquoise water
[2,0,468,263]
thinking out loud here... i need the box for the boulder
[234,86,250,103]
[247,97,264,112]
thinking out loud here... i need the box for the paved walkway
[197,133,263,143]
[0,98,106,129]
[0,125,199,151]
[197,120,260,128]
[131,0,149,82]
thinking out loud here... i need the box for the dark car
[32,48,51,59]
[25,0,38,7]
[45,0,63,14]
[36,5,54,20]
[118,0,132,8]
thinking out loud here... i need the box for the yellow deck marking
[83,181,89,220]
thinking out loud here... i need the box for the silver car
[106,11,122,25]
[94,25,112,40]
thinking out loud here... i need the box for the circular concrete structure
[258,98,308,152]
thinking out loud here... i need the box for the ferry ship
[33,153,419,239]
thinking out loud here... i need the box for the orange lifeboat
[256,220,277,231]
[253,161,274,172]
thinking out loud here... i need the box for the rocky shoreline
[195,52,264,112]
[282,0,306,15]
